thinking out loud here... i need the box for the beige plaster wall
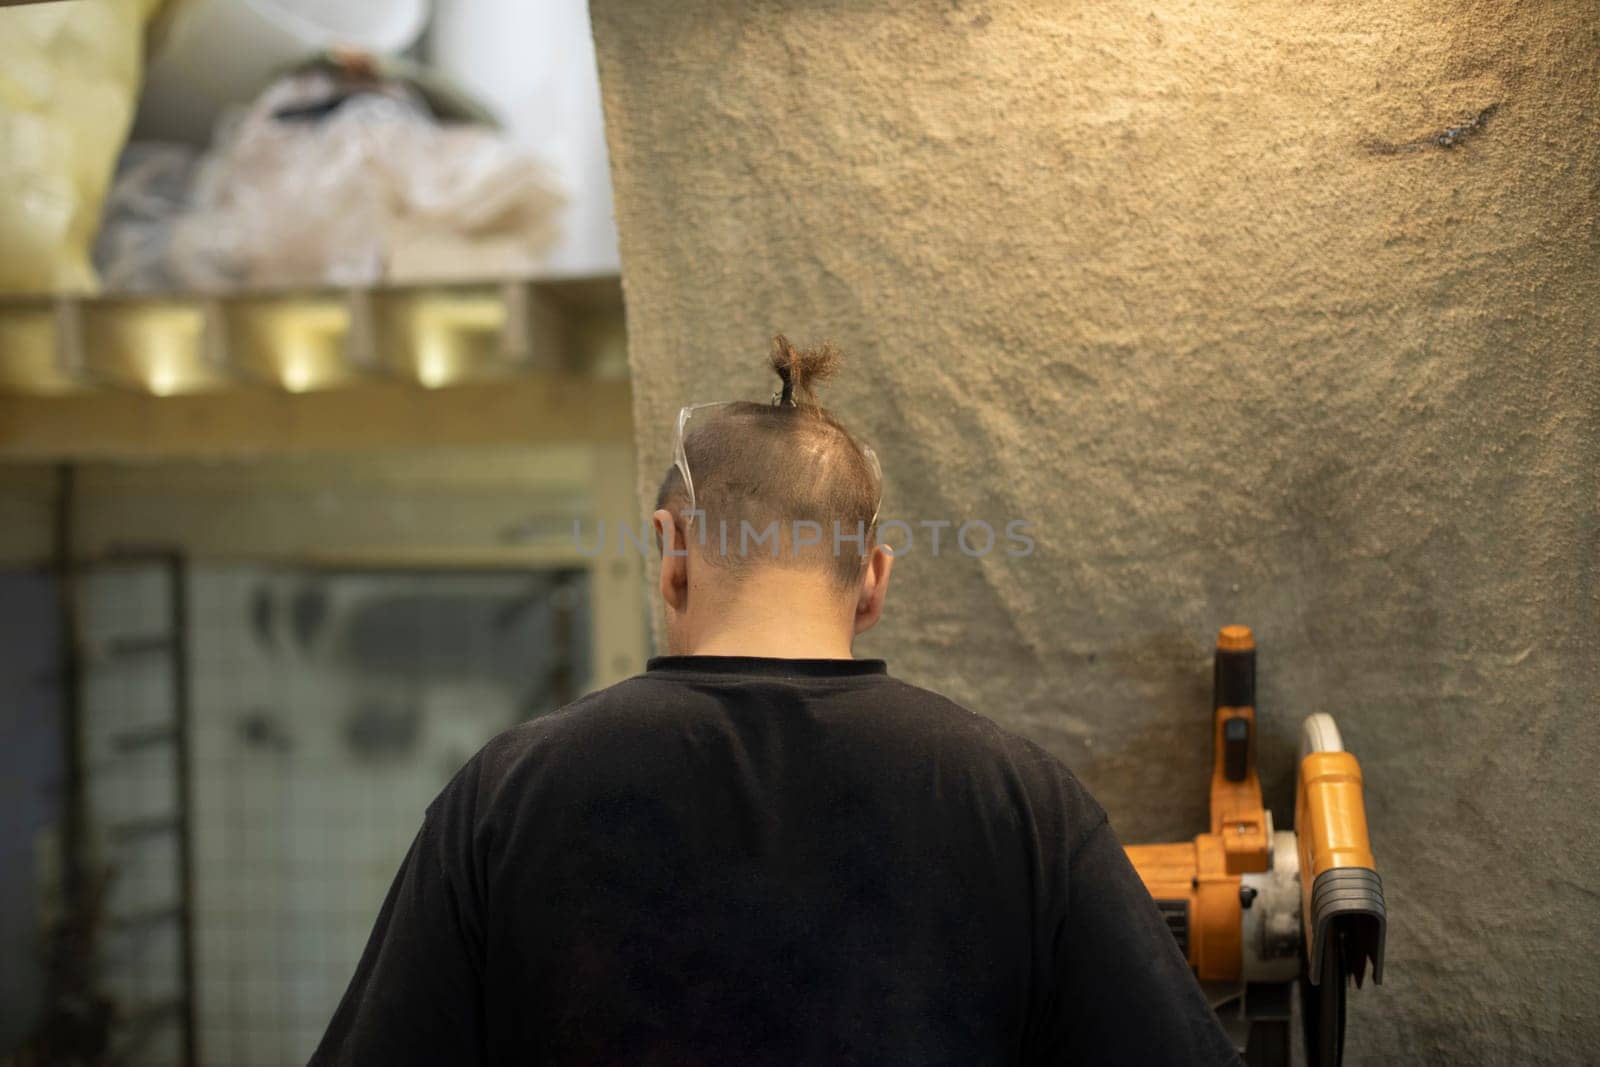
[592,1,1599,1060]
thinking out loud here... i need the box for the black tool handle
[1214,645,1256,710]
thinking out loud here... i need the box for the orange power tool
[1124,626,1386,1066]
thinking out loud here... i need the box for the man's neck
[684,569,855,660]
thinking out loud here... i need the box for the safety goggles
[671,400,884,527]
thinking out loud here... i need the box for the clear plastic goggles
[671,401,883,528]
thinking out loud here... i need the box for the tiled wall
[80,563,590,1066]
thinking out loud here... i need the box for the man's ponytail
[770,334,841,407]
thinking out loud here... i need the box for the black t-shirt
[312,656,1239,1065]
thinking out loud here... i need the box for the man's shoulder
[459,670,1098,827]
[473,675,665,766]
[429,678,670,821]
[875,678,1108,842]
[877,678,1082,775]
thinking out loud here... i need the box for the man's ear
[653,508,690,615]
[853,543,894,636]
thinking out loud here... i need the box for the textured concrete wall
[592,1,1599,1061]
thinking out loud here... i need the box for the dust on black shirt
[312,656,1239,1065]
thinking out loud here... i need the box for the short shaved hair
[656,336,881,588]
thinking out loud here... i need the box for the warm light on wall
[376,286,516,389]
[0,280,577,396]
[227,294,370,393]
[80,298,229,395]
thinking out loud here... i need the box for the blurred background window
[0,2,647,1063]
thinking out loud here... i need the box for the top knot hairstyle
[657,335,881,588]
[770,334,841,407]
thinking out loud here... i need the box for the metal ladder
[73,548,198,1067]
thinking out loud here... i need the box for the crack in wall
[1366,102,1500,156]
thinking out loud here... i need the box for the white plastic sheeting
[430,0,620,277]
[134,0,429,143]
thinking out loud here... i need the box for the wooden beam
[0,374,634,460]
[590,441,651,683]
